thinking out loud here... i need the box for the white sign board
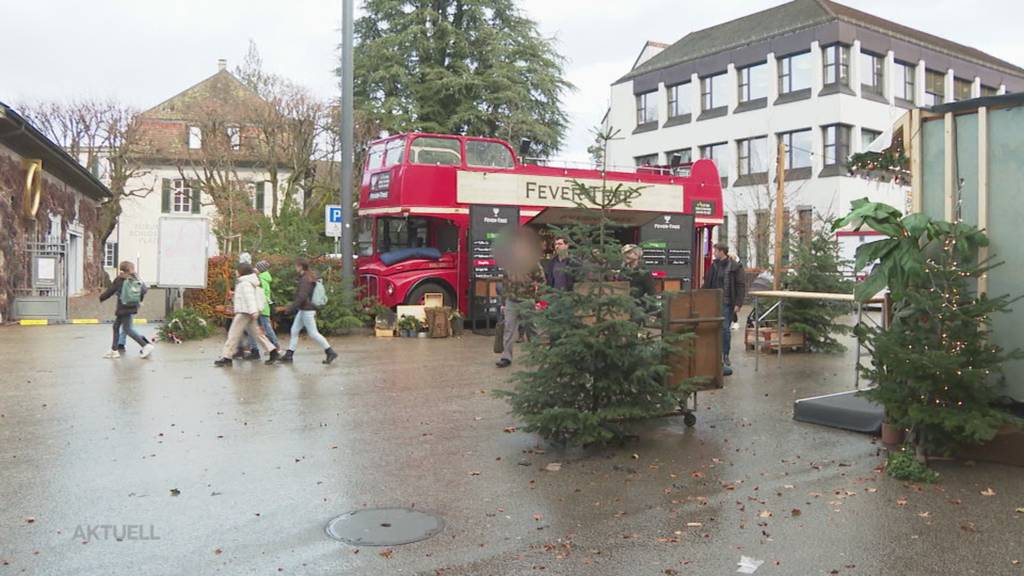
[456,171,684,212]
[157,216,209,288]
[325,204,343,237]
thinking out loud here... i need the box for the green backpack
[120,276,144,306]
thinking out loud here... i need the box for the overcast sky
[2,0,1020,160]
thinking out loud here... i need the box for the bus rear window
[384,138,405,166]
[411,137,461,166]
[466,140,514,168]
[366,143,385,169]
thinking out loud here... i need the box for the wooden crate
[423,293,445,308]
[663,289,723,391]
[745,326,806,352]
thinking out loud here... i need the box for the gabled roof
[0,101,112,202]
[142,69,267,122]
[619,0,1024,83]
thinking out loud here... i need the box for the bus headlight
[385,281,395,296]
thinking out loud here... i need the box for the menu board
[469,205,520,279]
[640,213,695,286]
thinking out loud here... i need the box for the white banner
[456,172,683,213]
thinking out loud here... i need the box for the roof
[619,0,1024,83]
[142,69,267,122]
[0,102,112,202]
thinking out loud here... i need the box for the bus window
[357,218,374,256]
[377,217,430,253]
[384,138,406,166]
[366,143,385,170]
[466,140,514,168]
[410,136,461,166]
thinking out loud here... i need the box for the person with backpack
[273,258,337,365]
[99,261,154,359]
[242,260,279,362]
[214,263,283,367]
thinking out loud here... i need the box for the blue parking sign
[325,204,343,237]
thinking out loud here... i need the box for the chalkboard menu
[469,205,520,279]
[640,213,695,286]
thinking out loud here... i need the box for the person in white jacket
[214,263,282,367]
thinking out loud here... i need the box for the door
[67,232,82,295]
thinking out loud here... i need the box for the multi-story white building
[105,60,294,279]
[605,0,1024,267]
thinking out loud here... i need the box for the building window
[667,148,692,166]
[667,82,691,118]
[701,73,727,111]
[778,52,812,94]
[861,128,883,152]
[103,241,118,268]
[823,44,850,86]
[188,126,202,150]
[227,126,241,151]
[635,154,658,167]
[925,70,945,105]
[797,208,813,244]
[736,212,749,264]
[700,142,729,182]
[173,179,193,213]
[981,85,998,97]
[823,124,852,167]
[861,52,884,95]
[738,62,768,103]
[737,136,768,176]
[894,61,916,102]
[778,129,812,169]
[954,78,973,101]
[636,91,657,125]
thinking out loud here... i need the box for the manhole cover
[326,508,444,546]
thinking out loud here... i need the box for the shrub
[886,449,939,483]
[159,308,214,342]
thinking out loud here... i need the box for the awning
[526,207,662,227]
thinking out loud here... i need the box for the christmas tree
[838,200,1022,456]
[779,224,853,353]
[495,130,692,446]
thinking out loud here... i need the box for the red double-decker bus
[356,133,723,314]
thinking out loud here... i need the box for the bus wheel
[405,282,455,308]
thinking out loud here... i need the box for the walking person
[495,230,545,368]
[243,260,280,363]
[100,261,154,359]
[214,263,282,367]
[275,258,337,365]
[703,243,746,375]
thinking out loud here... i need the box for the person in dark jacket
[620,244,655,299]
[543,236,575,292]
[703,243,746,370]
[99,261,154,359]
[272,258,337,365]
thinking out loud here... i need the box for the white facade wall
[607,40,1011,268]
[108,166,293,280]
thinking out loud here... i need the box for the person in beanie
[100,261,154,359]
[703,243,746,373]
[244,260,280,363]
[214,263,282,367]
[274,258,337,365]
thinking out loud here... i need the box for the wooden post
[773,139,786,290]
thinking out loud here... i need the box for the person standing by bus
[496,229,545,368]
[100,261,154,359]
[543,236,575,292]
[274,258,338,365]
[703,243,746,374]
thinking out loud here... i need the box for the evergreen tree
[352,0,572,156]
[837,200,1023,456]
[779,224,853,352]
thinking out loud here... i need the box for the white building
[105,61,294,279]
[605,0,1024,267]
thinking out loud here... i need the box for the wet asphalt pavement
[1,323,1022,576]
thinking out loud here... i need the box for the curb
[15,318,160,327]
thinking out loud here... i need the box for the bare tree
[17,99,151,243]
